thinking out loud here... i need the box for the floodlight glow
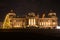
[56,26,60,29]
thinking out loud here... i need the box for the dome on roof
[48,10,56,16]
[28,12,35,16]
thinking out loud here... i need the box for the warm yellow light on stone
[53,22,56,25]
[2,10,58,29]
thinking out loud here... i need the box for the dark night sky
[0,0,60,24]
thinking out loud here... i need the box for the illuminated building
[2,10,58,29]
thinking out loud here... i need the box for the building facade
[2,10,58,29]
